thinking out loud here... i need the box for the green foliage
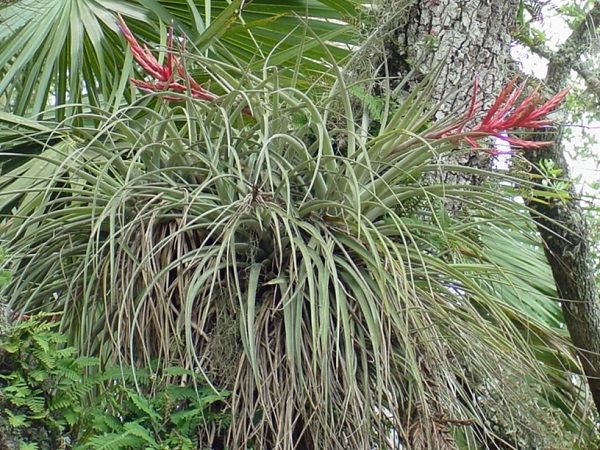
[0,313,92,433]
[0,313,229,448]
[522,158,573,204]
[75,365,230,450]
[0,248,10,288]
[0,54,587,446]
[514,0,548,46]
[349,84,387,121]
[556,0,597,29]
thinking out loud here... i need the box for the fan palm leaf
[0,0,362,116]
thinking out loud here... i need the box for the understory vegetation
[0,312,229,449]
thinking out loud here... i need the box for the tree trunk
[524,126,600,414]
[381,0,520,211]
[387,0,519,118]
[522,1,600,413]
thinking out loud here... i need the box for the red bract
[117,15,220,105]
[439,75,570,153]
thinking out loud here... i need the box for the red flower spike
[165,22,174,75]
[116,15,250,115]
[437,75,570,151]
[117,15,170,81]
[464,73,480,128]
[479,76,521,127]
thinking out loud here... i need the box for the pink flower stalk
[439,75,570,153]
[116,15,223,105]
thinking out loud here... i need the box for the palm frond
[0,0,362,115]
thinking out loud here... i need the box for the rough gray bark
[522,1,600,414]
[381,0,520,211]
[391,0,519,118]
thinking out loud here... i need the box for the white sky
[511,2,600,195]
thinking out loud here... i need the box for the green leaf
[84,433,144,450]
[123,421,159,445]
[317,0,357,16]
[19,443,38,450]
[196,0,244,52]
[6,410,28,428]
[127,391,161,422]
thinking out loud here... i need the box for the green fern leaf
[48,394,75,411]
[123,421,158,445]
[6,409,27,427]
[73,356,101,367]
[348,85,385,121]
[28,369,48,383]
[128,391,161,422]
[56,360,83,382]
[85,433,143,450]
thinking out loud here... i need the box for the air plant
[439,75,570,152]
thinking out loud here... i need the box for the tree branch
[522,0,600,415]
[525,8,600,101]
[527,41,554,61]
[523,128,600,415]
[572,60,600,100]
[545,0,600,88]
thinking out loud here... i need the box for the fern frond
[127,391,162,422]
[349,84,385,121]
[123,421,159,445]
[84,433,144,450]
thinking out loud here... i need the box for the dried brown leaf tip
[439,75,570,153]
[117,14,252,116]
